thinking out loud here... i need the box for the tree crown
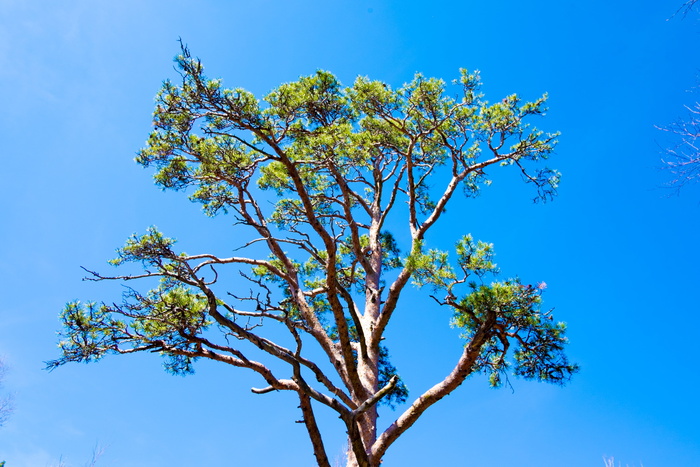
[49,46,576,467]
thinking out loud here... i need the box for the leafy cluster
[453,281,576,387]
[410,235,577,388]
[52,284,212,375]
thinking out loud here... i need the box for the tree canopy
[49,45,577,467]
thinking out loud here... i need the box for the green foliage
[406,241,456,289]
[51,44,574,466]
[407,235,497,290]
[135,50,558,237]
[455,234,498,277]
[54,44,569,384]
[377,345,408,408]
[408,235,577,388]
[452,280,577,387]
[49,284,211,375]
[109,227,177,267]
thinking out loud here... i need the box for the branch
[298,391,332,467]
[250,134,365,399]
[158,342,299,393]
[228,183,347,386]
[352,375,398,419]
[671,0,698,18]
[374,149,516,343]
[658,102,700,191]
[371,311,496,460]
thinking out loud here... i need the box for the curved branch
[371,312,496,460]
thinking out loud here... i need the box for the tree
[660,2,700,192]
[48,45,578,467]
[0,360,12,428]
[659,101,700,190]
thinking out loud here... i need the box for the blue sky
[1,0,699,465]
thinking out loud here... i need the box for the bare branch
[353,375,398,419]
[298,391,332,467]
[658,102,700,191]
[671,0,699,18]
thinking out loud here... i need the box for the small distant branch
[0,360,13,427]
[657,102,700,191]
[671,0,699,18]
[86,443,106,467]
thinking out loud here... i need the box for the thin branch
[671,0,699,18]
[352,375,398,419]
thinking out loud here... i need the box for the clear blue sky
[1,0,699,465]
